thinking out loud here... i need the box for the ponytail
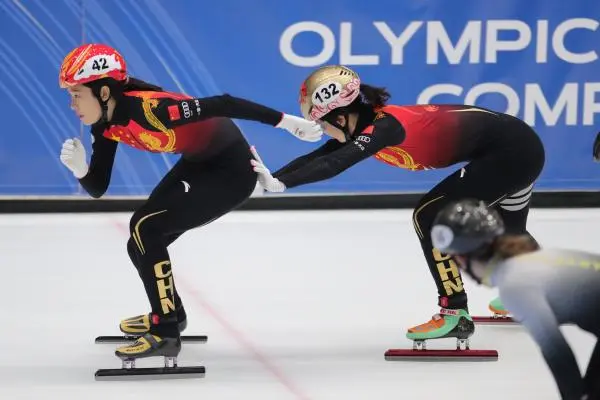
[84,76,163,103]
[342,83,391,116]
[123,76,163,92]
[358,83,390,108]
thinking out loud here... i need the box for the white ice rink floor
[3,207,599,400]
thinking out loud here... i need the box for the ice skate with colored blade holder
[385,308,498,361]
[472,297,517,325]
[95,333,205,380]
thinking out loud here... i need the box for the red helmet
[59,43,127,88]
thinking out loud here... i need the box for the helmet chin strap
[100,97,110,123]
[88,84,111,124]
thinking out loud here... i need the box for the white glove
[60,138,89,178]
[276,113,323,142]
[250,146,286,193]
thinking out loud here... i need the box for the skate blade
[95,335,208,344]
[384,349,498,361]
[472,316,517,325]
[94,365,205,381]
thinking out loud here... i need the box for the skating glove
[276,114,323,143]
[60,138,89,178]
[250,146,286,193]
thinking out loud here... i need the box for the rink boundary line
[109,219,311,400]
[0,191,599,213]
[1,208,600,226]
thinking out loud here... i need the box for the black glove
[593,132,600,162]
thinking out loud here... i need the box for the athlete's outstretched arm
[156,95,281,126]
[272,139,345,178]
[276,115,405,188]
[153,94,322,142]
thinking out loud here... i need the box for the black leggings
[126,139,257,335]
[413,116,546,309]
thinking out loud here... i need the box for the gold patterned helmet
[299,65,361,121]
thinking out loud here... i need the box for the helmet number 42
[92,58,109,71]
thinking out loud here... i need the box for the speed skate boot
[406,308,474,349]
[115,313,181,362]
[488,297,509,318]
[95,313,205,380]
[115,332,181,362]
[473,297,518,325]
[120,306,188,336]
[94,313,207,380]
[470,296,516,324]
[385,308,497,361]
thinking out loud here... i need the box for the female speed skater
[58,43,323,363]
[250,64,545,344]
[431,199,600,400]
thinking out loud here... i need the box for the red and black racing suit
[274,104,545,310]
[79,90,283,336]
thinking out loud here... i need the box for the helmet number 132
[312,83,340,105]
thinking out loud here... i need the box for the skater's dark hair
[123,76,164,92]
[359,83,391,108]
[341,84,391,114]
[84,76,163,103]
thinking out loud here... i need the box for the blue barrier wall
[1,0,599,195]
